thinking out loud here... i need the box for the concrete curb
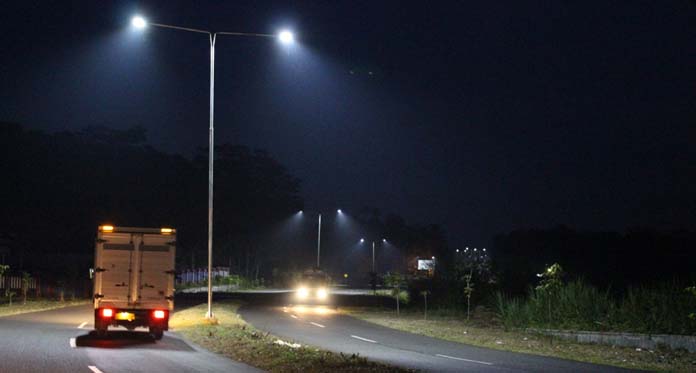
[528,328,696,353]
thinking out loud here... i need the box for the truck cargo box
[93,225,176,339]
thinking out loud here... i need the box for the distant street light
[298,210,340,269]
[359,238,387,273]
[131,15,294,319]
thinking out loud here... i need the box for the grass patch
[170,302,411,373]
[344,307,696,372]
[0,299,89,317]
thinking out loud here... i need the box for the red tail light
[101,308,114,318]
[153,310,166,319]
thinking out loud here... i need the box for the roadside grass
[170,302,412,373]
[344,307,696,372]
[0,299,89,317]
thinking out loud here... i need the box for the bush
[496,279,696,335]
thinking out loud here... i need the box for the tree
[536,263,564,322]
[384,272,406,316]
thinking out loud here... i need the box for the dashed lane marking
[350,335,377,343]
[290,314,298,319]
[78,322,88,329]
[69,338,76,348]
[436,354,493,365]
[88,366,104,373]
[310,322,325,328]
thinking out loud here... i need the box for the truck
[92,225,176,340]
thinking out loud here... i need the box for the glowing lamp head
[278,30,294,45]
[131,16,147,29]
[337,209,342,214]
[360,238,365,243]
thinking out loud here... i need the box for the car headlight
[316,288,328,300]
[297,287,309,299]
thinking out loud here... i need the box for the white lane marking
[88,366,104,373]
[290,314,298,319]
[350,335,377,343]
[310,322,325,328]
[78,322,88,329]
[436,354,493,366]
[69,338,76,348]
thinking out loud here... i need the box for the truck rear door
[97,232,135,305]
[138,233,175,307]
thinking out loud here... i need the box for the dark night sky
[2,1,695,247]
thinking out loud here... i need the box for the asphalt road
[0,304,260,373]
[240,304,634,372]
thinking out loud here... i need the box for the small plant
[463,271,474,320]
[384,272,406,316]
[420,290,430,320]
[21,272,31,305]
[535,263,564,322]
[687,286,696,320]
[5,288,16,306]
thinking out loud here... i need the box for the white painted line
[436,354,493,366]
[88,366,104,373]
[78,322,88,329]
[290,314,298,319]
[310,322,325,328]
[69,338,76,348]
[350,335,377,343]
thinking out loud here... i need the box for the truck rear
[93,225,176,340]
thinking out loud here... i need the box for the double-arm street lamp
[359,238,387,273]
[131,15,294,318]
[298,209,342,268]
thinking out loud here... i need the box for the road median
[170,301,412,373]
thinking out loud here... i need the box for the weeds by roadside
[344,306,696,372]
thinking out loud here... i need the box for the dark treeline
[493,225,696,295]
[0,122,302,286]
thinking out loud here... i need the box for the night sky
[2,1,695,247]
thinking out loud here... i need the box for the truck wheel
[150,327,163,340]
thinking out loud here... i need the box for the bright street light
[337,209,342,214]
[360,238,365,243]
[131,16,147,29]
[278,30,294,45]
[131,14,296,319]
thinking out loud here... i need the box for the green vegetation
[170,302,410,373]
[346,307,696,372]
[0,299,88,318]
[496,278,696,335]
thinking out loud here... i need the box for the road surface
[0,304,259,373]
[240,304,634,372]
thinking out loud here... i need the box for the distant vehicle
[92,225,176,340]
[293,268,331,305]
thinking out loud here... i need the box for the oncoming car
[293,269,331,305]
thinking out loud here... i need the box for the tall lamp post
[298,209,342,269]
[360,238,387,273]
[131,15,294,318]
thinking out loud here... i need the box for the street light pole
[317,213,322,268]
[372,241,375,273]
[206,33,216,319]
[130,16,294,319]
